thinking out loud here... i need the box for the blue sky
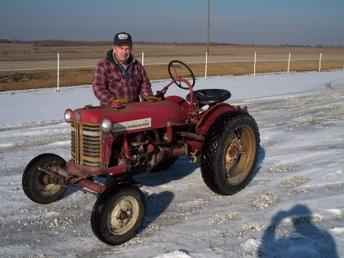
[1,0,344,45]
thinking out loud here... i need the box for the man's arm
[92,62,113,105]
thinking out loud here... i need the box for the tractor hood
[70,97,189,131]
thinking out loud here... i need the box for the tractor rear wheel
[22,153,66,204]
[201,113,260,195]
[91,185,145,245]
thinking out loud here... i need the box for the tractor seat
[187,89,231,106]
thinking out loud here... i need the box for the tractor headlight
[101,119,112,133]
[64,109,73,123]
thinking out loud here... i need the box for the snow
[1,70,344,128]
[153,250,192,258]
[326,209,344,217]
[0,70,344,258]
[331,228,344,235]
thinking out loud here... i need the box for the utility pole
[207,0,211,54]
[205,0,211,79]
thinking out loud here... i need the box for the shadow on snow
[258,204,339,258]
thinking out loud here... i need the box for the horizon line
[1,39,344,48]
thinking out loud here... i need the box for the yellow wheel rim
[224,127,256,185]
[110,196,140,235]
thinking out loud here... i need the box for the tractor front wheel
[201,113,260,195]
[91,185,145,245]
[22,153,67,204]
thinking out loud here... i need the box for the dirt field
[1,41,344,91]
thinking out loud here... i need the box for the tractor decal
[112,117,152,133]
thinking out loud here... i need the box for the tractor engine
[117,129,185,171]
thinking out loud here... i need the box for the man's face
[113,44,131,63]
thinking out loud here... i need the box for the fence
[52,51,340,91]
[1,50,343,91]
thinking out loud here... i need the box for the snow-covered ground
[1,70,344,258]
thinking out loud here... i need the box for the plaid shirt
[92,50,152,105]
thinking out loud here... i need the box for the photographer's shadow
[258,204,339,258]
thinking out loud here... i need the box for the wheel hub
[38,169,63,194]
[110,197,139,235]
[224,137,242,171]
[223,126,257,186]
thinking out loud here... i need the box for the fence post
[287,52,291,73]
[56,52,60,92]
[253,51,257,76]
[205,50,208,79]
[318,53,322,72]
[141,51,144,66]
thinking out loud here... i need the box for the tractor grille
[71,123,102,167]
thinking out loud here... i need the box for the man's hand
[111,98,128,108]
[143,95,161,102]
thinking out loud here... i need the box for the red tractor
[22,60,260,245]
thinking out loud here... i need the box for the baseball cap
[113,32,132,46]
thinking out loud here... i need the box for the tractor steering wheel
[168,60,195,90]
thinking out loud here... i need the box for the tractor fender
[196,103,246,136]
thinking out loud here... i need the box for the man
[92,32,153,105]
